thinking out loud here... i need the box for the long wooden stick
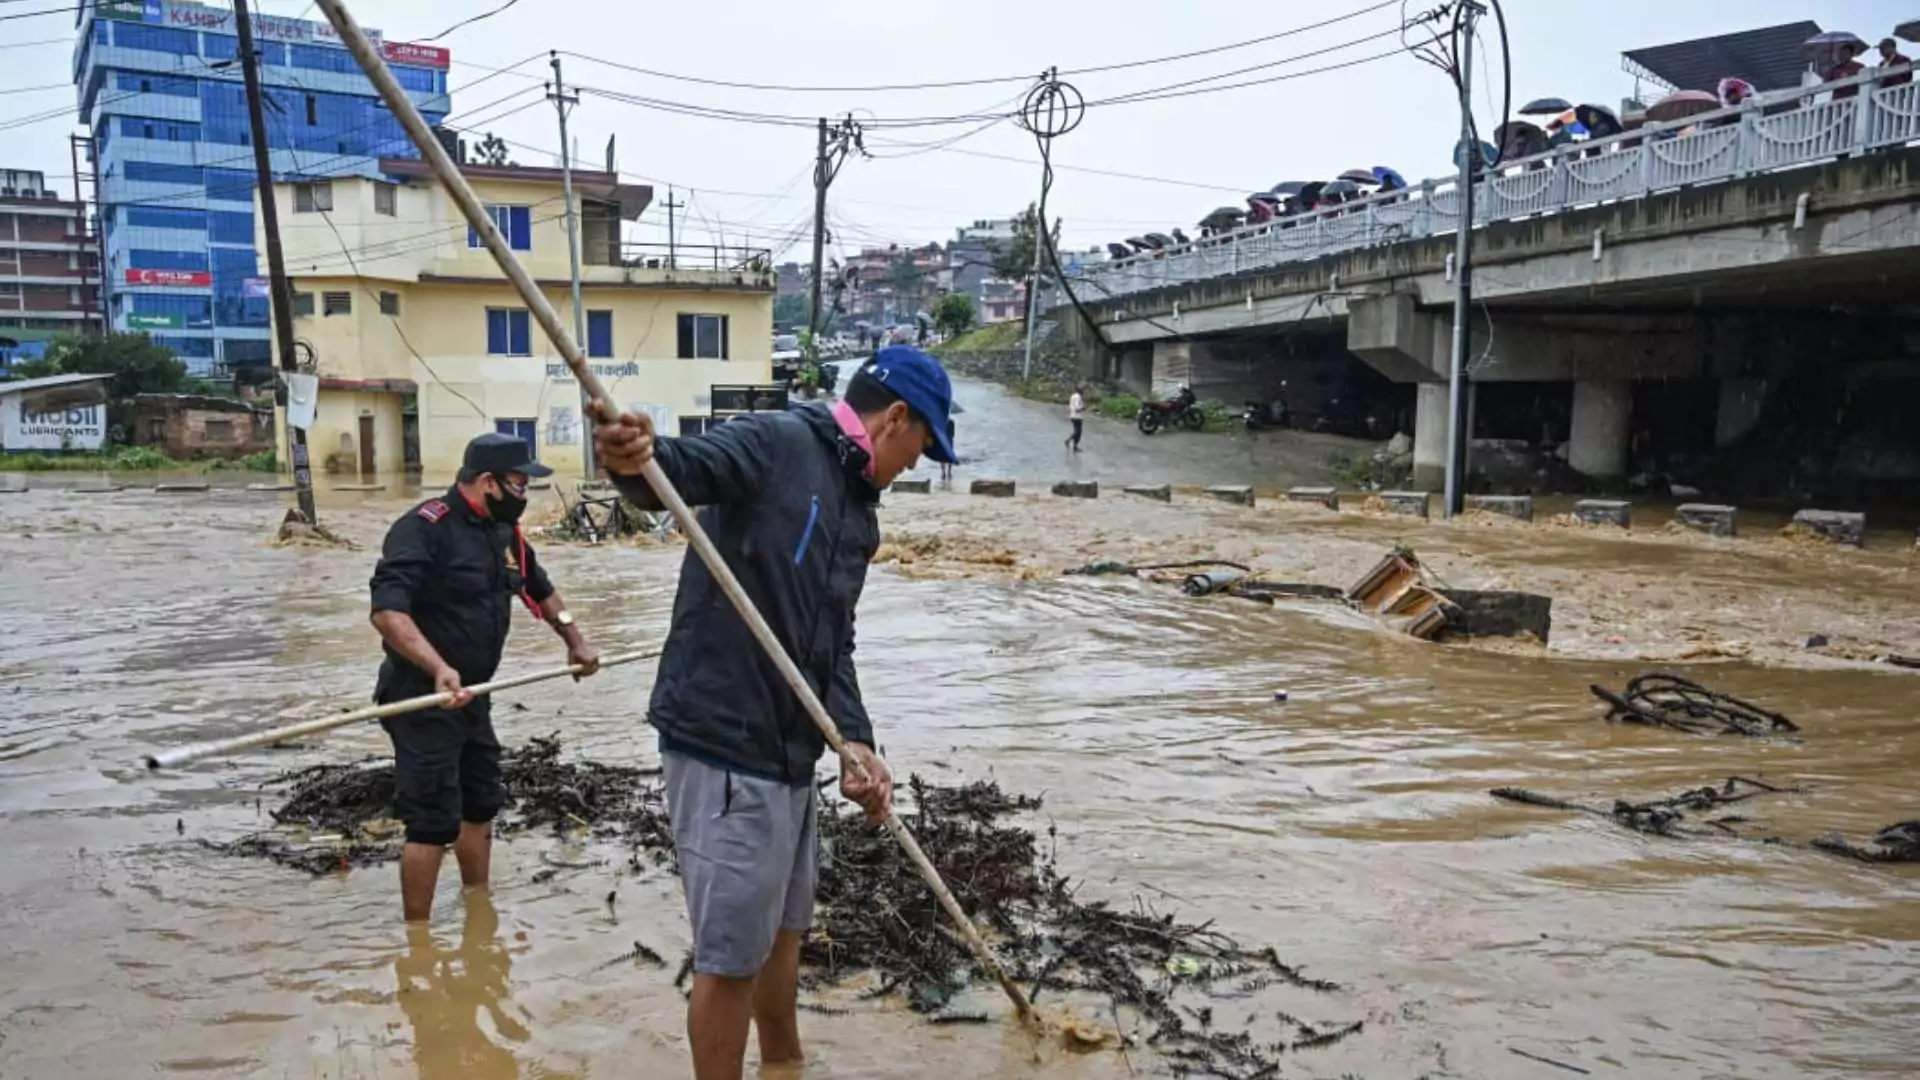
[313,0,1034,1024]
[145,649,661,770]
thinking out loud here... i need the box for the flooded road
[2,448,1917,1078]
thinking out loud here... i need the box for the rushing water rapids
[2,382,1916,1078]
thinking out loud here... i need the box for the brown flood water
[1,473,1917,1080]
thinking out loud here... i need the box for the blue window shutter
[486,309,507,354]
[508,310,530,355]
[508,206,531,251]
[587,310,612,358]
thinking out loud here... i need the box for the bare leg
[399,841,445,923]
[454,821,491,889]
[688,972,757,1080]
[754,929,805,1066]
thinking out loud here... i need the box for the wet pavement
[2,395,1918,1079]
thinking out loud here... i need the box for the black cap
[463,432,553,478]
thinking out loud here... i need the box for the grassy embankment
[1,446,278,472]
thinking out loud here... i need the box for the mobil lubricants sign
[1,382,109,452]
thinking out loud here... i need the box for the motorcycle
[1242,385,1291,432]
[1137,386,1203,435]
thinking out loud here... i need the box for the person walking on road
[941,415,956,483]
[368,432,601,923]
[1066,385,1086,451]
[593,345,959,1080]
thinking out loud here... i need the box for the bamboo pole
[312,0,1035,1024]
[145,649,661,770]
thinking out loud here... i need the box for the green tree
[476,132,513,166]
[932,292,977,339]
[989,202,1063,287]
[772,292,809,330]
[11,332,189,398]
[888,250,922,306]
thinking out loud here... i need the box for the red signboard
[125,268,211,287]
[382,41,452,70]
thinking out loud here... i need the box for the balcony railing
[1083,68,1920,302]
[616,241,773,274]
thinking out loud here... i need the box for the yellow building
[261,158,774,480]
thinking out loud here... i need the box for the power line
[0,4,84,23]
[0,35,68,48]
[552,0,1404,94]
[421,0,522,43]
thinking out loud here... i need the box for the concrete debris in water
[271,508,358,550]
[1591,673,1799,737]
[204,741,1367,1076]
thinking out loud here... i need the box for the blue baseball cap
[865,345,958,464]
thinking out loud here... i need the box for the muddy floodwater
[3,388,1918,1079]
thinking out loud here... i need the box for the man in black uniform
[369,432,600,922]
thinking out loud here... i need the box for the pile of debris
[1590,673,1799,737]
[539,483,671,543]
[1492,775,1797,839]
[205,739,1366,1076]
[1070,550,1553,645]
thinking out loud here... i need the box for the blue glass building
[72,0,451,373]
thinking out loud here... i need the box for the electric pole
[663,186,682,269]
[234,0,316,525]
[1443,1,1484,519]
[808,115,862,338]
[548,51,595,478]
[1016,68,1082,383]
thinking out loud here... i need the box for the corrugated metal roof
[1623,21,1823,93]
[0,373,113,395]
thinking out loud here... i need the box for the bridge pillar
[1569,379,1632,481]
[1413,382,1450,490]
[1715,377,1770,448]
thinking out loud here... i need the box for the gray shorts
[662,750,819,978]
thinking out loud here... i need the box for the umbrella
[1574,103,1623,138]
[1898,19,1920,43]
[1520,96,1575,115]
[1804,30,1868,54]
[1717,77,1756,106]
[1372,165,1407,190]
[1646,89,1719,123]
[1453,139,1498,170]
[1247,191,1282,206]
[1321,179,1362,198]
[1197,207,1244,229]
[1144,232,1175,249]
[1493,119,1549,160]
[1296,181,1327,206]
[1245,199,1276,223]
[1337,167,1379,184]
[1106,242,1134,259]
[1269,180,1309,196]
[1170,227,1191,244]
[1124,236,1153,252]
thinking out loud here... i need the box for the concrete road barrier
[1674,503,1737,536]
[1465,494,1533,521]
[1791,508,1865,547]
[331,483,386,493]
[970,479,1016,498]
[245,482,296,492]
[1051,480,1098,499]
[891,478,932,494]
[1205,485,1255,507]
[69,482,125,494]
[1574,499,1631,528]
[1123,484,1172,502]
[1286,486,1338,510]
[0,479,27,495]
[153,482,211,493]
[1379,491,1430,517]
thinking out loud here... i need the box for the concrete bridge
[1066,74,1920,490]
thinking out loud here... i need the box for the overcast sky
[4,0,1910,262]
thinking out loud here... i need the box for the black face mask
[485,474,527,525]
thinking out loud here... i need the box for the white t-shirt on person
[1068,392,1084,420]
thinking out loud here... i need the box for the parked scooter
[1242,383,1291,432]
[1137,386,1203,435]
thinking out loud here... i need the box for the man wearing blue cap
[594,345,957,1080]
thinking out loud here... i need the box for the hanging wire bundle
[1590,673,1800,737]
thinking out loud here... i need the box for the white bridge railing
[1083,69,1920,302]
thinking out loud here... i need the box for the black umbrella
[1248,191,1282,205]
[1493,120,1549,160]
[1296,181,1327,204]
[1269,180,1309,196]
[1898,19,1920,43]
[1197,207,1244,229]
[1143,233,1175,249]
[1106,242,1134,259]
[1125,236,1153,252]
[1573,103,1623,139]
[1322,179,1362,197]
[1520,96,1574,116]
[1336,167,1379,184]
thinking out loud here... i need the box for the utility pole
[547,51,595,478]
[663,187,682,269]
[808,115,862,339]
[234,0,316,525]
[1443,1,1484,519]
[1020,207,1045,381]
[1017,67,1080,383]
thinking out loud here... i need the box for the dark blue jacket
[612,404,879,782]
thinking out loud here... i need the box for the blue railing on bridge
[1083,69,1920,302]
